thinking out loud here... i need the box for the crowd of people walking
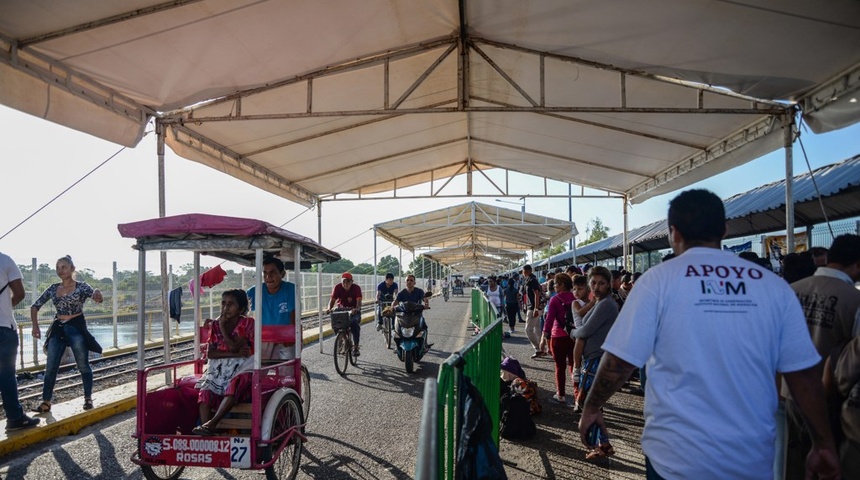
[484,188,855,479]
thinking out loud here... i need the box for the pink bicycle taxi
[120,214,340,480]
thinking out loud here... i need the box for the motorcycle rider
[395,274,432,349]
[376,272,398,331]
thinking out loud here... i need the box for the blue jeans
[43,320,93,401]
[349,312,362,347]
[645,457,667,480]
[0,327,25,421]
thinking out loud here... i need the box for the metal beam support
[784,114,796,252]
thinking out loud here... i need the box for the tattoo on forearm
[584,355,635,409]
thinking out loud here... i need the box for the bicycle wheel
[333,331,350,376]
[383,316,392,349]
[300,364,311,423]
[141,464,184,480]
[262,393,303,480]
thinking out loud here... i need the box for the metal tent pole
[784,114,796,253]
[318,201,324,353]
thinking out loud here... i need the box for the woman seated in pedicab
[192,288,255,436]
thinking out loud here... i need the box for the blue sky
[1,104,858,277]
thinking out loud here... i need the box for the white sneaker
[376,323,383,331]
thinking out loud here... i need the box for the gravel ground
[496,324,646,479]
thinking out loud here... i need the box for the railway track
[3,303,380,418]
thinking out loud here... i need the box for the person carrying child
[570,274,596,400]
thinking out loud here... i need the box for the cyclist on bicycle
[376,273,398,331]
[326,272,362,356]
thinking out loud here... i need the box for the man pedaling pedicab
[394,275,433,350]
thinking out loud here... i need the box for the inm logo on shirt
[700,280,746,295]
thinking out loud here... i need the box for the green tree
[577,217,610,247]
[407,255,434,278]
[352,263,374,275]
[312,258,355,273]
[376,255,401,276]
[534,243,567,261]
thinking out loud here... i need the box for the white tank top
[486,285,502,307]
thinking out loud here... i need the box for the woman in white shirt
[486,276,503,319]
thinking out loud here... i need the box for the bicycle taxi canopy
[118,213,340,477]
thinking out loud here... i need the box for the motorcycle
[393,298,430,373]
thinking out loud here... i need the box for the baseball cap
[341,272,353,280]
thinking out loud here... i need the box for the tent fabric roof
[117,213,341,267]
[2,1,859,207]
[563,155,860,263]
[375,201,575,275]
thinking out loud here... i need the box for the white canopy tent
[373,201,576,276]
[2,0,860,257]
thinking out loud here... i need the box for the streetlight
[495,197,526,222]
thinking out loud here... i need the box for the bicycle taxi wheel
[141,462,185,480]
[260,392,304,480]
[300,364,311,422]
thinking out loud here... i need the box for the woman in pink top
[539,273,575,404]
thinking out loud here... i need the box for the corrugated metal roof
[568,155,860,263]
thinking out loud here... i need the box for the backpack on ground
[500,392,536,440]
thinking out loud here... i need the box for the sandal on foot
[32,402,51,414]
[83,399,94,410]
[585,443,615,460]
[192,424,215,436]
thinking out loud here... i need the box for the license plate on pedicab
[141,434,252,468]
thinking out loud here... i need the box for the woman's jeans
[0,326,25,420]
[43,320,93,401]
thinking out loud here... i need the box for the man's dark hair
[263,256,285,274]
[738,251,760,262]
[385,272,395,279]
[523,264,533,273]
[827,234,860,266]
[610,269,622,279]
[667,189,726,244]
[782,252,815,283]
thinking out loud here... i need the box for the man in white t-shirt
[1,252,40,431]
[577,189,839,480]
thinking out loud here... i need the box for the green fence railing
[417,288,503,480]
